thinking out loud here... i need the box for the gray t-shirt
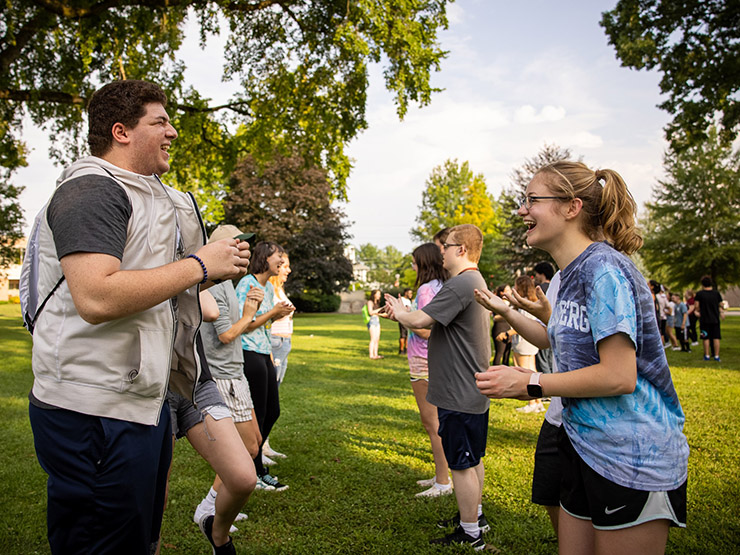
[422,269,491,414]
[200,281,245,380]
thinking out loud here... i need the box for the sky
[15,0,672,255]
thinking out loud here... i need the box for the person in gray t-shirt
[193,225,266,531]
[385,224,491,550]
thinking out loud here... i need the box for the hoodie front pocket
[120,328,170,398]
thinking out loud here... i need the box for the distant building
[344,245,370,286]
[0,237,26,302]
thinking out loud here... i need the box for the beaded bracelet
[187,254,208,285]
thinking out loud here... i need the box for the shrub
[291,290,341,313]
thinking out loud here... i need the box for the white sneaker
[264,440,287,459]
[255,477,276,491]
[671,347,681,351]
[193,499,215,525]
[516,403,540,414]
[262,453,277,466]
[415,482,453,498]
[194,502,244,533]
[417,477,436,487]
[691,342,699,346]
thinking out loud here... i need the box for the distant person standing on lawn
[398,287,413,354]
[366,289,384,359]
[385,224,491,550]
[24,80,251,554]
[672,292,690,353]
[694,275,724,362]
[684,289,698,345]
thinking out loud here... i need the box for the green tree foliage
[641,128,740,289]
[411,159,499,240]
[0,181,25,269]
[0,0,451,227]
[356,243,410,289]
[601,0,740,149]
[495,144,572,279]
[222,152,353,296]
[411,158,506,286]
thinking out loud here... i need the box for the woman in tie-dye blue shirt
[475,161,688,554]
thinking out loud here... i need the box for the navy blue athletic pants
[29,401,172,555]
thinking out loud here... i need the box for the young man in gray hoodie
[26,80,251,554]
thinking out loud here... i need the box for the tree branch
[0,9,57,74]
[175,100,254,117]
[0,88,253,116]
[0,89,87,105]
[29,0,282,19]
[276,1,306,35]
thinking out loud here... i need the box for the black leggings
[242,350,280,474]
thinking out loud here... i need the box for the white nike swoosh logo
[604,505,627,515]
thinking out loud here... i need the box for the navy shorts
[532,419,561,506]
[437,407,489,470]
[29,401,172,555]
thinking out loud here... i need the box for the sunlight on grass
[1,305,738,554]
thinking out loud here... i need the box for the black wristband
[187,254,208,284]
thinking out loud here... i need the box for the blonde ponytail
[537,162,643,255]
[595,169,642,255]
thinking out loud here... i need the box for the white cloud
[569,131,604,149]
[446,2,465,25]
[514,105,567,124]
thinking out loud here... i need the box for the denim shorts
[167,380,230,438]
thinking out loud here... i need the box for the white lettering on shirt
[558,300,590,333]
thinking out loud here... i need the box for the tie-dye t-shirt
[406,279,443,360]
[235,274,275,355]
[548,241,689,491]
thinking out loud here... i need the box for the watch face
[527,384,544,398]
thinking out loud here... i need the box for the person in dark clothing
[694,276,724,361]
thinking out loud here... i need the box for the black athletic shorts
[532,419,561,506]
[559,428,686,530]
[700,323,721,341]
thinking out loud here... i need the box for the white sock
[201,487,217,510]
[478,504,483,518]
[460,520,480,538]
[434,481,452,491]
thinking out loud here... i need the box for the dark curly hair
[87,80,168,157]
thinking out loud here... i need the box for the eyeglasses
[519,195,571,210]
[442,243,462,250]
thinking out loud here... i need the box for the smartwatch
[527,372,544,398]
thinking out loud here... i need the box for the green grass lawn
[1,304,739,554]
